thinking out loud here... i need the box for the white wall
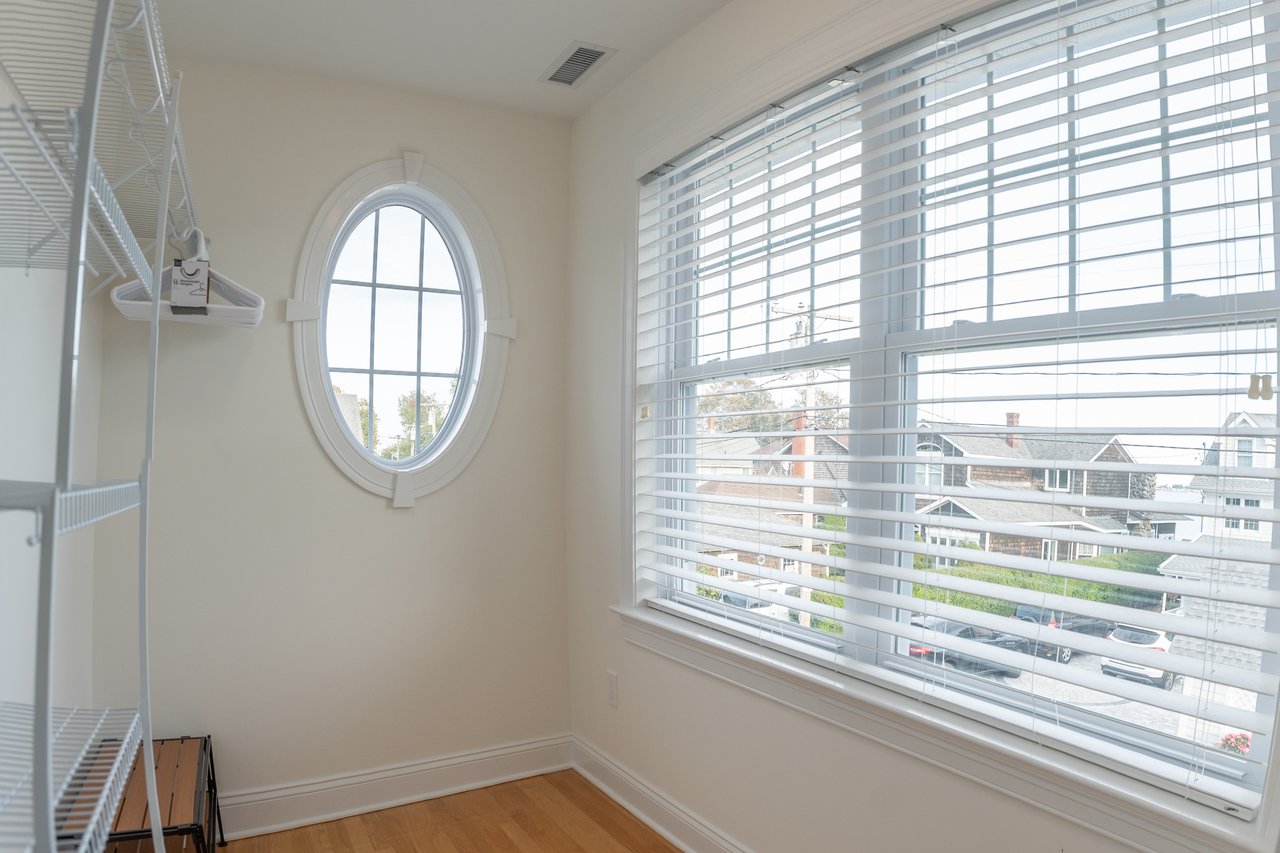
[92,59,572,811]
[566,0,1134,850]
[0,59,104,708]
[0,267,101,708]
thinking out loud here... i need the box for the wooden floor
[223,770,681,852]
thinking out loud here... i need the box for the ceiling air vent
[543,42,615,87]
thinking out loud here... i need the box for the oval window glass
[324,202,469,466]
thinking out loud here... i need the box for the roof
[1228,411,1277,429]
[698,434,769,460]
[692,482,807,551]
[1136,511,1192,523]
[752,434,849,503]
[918,491,1115,531]
[1158,537,1271,583]
[918,421,1126,465]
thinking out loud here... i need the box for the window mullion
[844,65,921,664]
[414,216,425,455]
[368,209,380,452]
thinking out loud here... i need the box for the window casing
[916,442,945,487]
[1239,438,1255,467]
[632,0,1280,842]
[1246,497,1262,531]
[1227,496,1244,528]
[292,155,513,506]
[1044,469,1071,491]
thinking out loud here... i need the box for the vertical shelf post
[34,1,117,851]
[135,68,183,853]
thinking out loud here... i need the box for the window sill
[614,604,1279,853]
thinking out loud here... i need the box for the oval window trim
[293,154,513,506]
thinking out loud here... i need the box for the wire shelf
[0,481,141,532]
[0,0,197,283]
[0,703,141,853]
[56,482,140,533]
[1,1,198,849]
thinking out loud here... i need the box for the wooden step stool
[105,735,227,852]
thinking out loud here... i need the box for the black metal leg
[207,738,228,847]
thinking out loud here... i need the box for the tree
[380,392,448,460]
[812,386,850,432]
[697,378,785,445]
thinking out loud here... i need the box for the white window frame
[916,442,945,488]
[1246,498,1262,531]
[1227,496,1244,529]
[1239,438,1255,467]
[291,154,514,507]
[619,0,1280,848]
[1045,468,1071,492]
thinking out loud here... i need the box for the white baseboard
[219,734,574,840]
[218,732,742,852]
[571,736,746,853]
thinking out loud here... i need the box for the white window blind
[634,0,1279,819]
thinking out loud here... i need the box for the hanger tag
[171,257,210,315]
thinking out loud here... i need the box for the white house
[1190,411,1277,542]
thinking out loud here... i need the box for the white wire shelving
[0,0,196,289]
[0,481,141,533]
[0,704,141,853]
[0,0,198,851]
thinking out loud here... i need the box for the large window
[633,0,1279,838]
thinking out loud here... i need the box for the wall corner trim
[571,737,747,853]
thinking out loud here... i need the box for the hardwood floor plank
[224,771,676,853]
[545,772,677,853]
[483,776,594,853]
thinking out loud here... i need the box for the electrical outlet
[607,670,619,709]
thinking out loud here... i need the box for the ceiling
[157,0,732,119]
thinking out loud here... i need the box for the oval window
[325,201,469,465]
[292,155,512,506]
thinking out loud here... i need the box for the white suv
[720,580,801,621]
[1100,624,1177,690]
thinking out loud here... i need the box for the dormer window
[1238,438,1254,467]
[915,442,943,488]
[1045,469,1070,491]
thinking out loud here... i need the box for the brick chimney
[1006,412,1020,449]
[791,412,809,478]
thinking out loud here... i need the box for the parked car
[721,580,801,621]
[1012,603,1116,664]
[1100,624,1177,690]
[909,615,1024,679]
